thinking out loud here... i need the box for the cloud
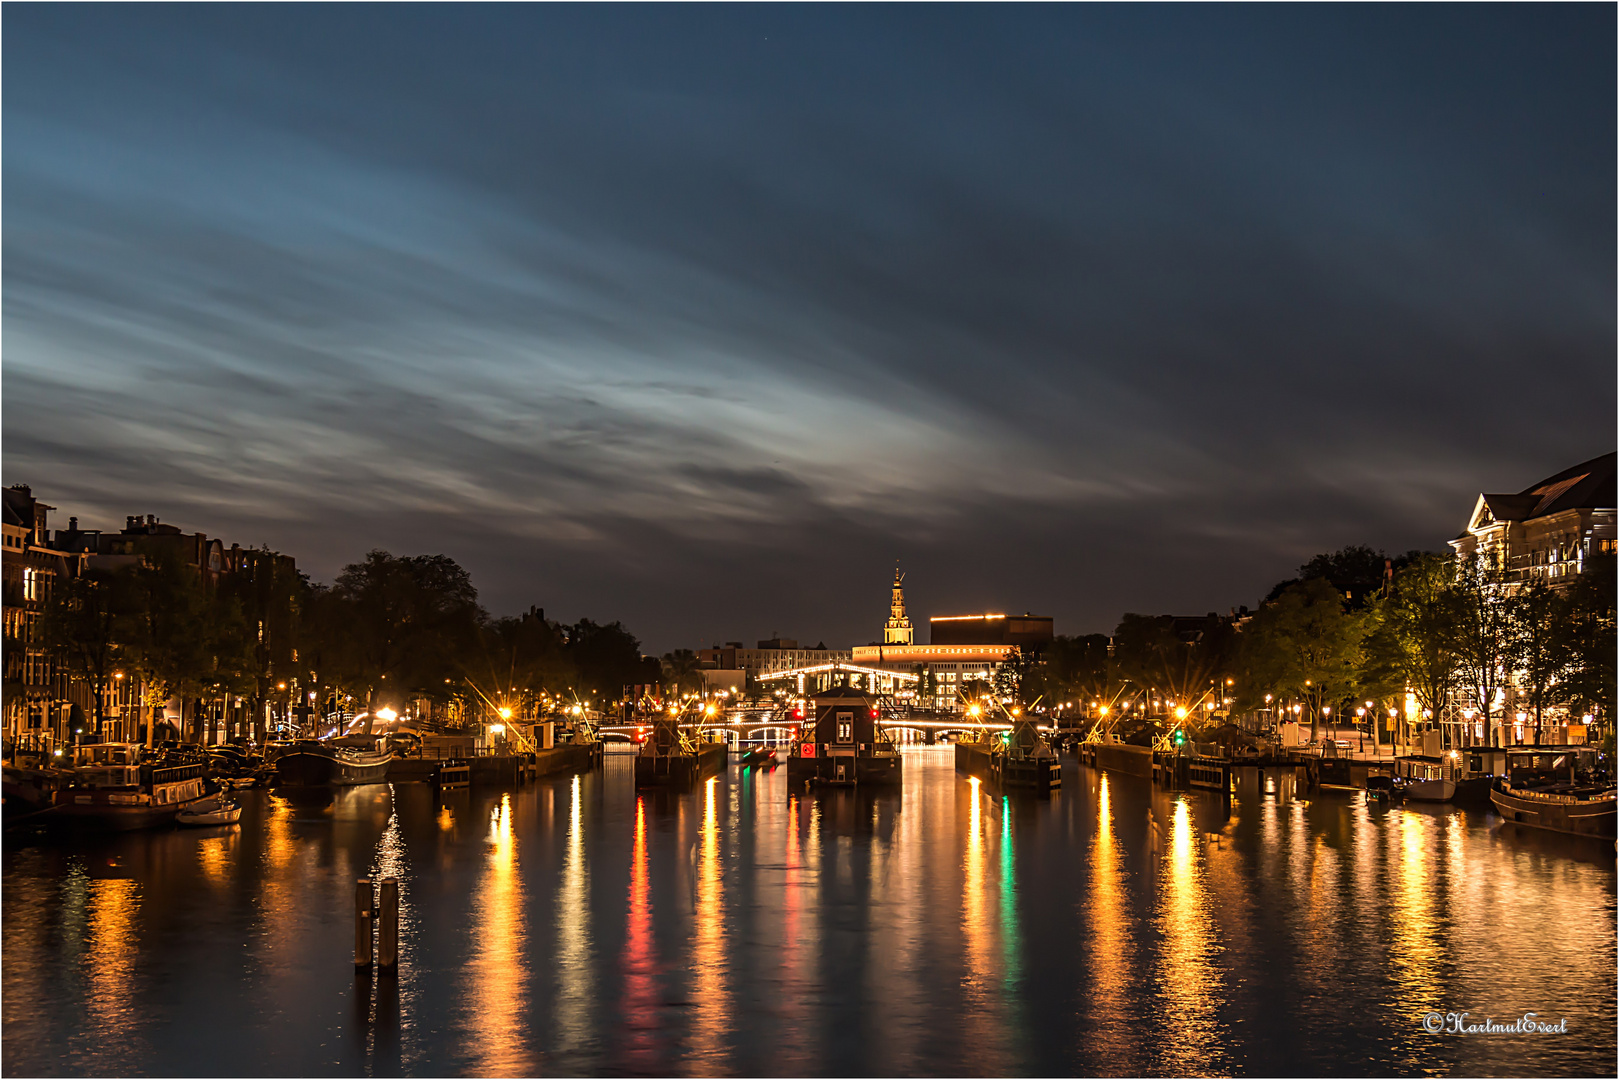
[3,6,1613,649]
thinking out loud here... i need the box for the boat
[1393,755,1457,802]
[955,710,1061,795]
[177,800,242,827]
[50,743,216,830]
[1365,774,1402,803]
[1489,746,1616,839]
[786,686,902,789]
[272,735,393,787]
[739,746,778,768]
[634,713,726,789]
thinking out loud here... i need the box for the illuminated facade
[853,573,1056,710]
[1449,452,1616,588]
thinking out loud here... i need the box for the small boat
[177,800,242,827]
[739,747,778,768]
[1365,774,1403,803]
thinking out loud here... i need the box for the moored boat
[1393,755,1457,802]
[177,800,242,826]
[272,735,393,787]
[786,686,902,789]
[634,714,726,789]
[955,709,1061,795]
[51,743,214,830]
[1489,746,1615,838]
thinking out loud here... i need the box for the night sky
[4,6,1614,652]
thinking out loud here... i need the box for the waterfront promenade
[3,746,1615,1077]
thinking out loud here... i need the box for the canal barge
[634,713,726,789]
[1490,746,1616,838]
[50,743,215,830]
[787,686,902,788]
[273,735,393,787]
[1077,736,1154,779]
[954,709,1060,795]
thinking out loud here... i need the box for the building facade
[1445,452,1615,747]
[851,572,1054,711]
[2,487,300,754]
[1449,452,1616,587]
[697,637,854,679]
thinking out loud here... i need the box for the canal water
[3,746,1614,1077]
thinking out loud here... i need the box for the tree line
[1015,545,1615,747]
[40,545,660,742]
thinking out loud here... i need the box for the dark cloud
[4,6,1613,650]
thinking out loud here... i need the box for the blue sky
[4,5,1613,650]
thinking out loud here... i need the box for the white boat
[177,801,242,827]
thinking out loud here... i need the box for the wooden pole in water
[378,878,399,969]
[354,878,373,968]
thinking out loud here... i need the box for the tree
[994,645,1044,707]
[1361,551,1461,745]
[1236,578,1366,742]
[1560,554,1616,724]
[1508,576,1569,743]
[567,619,660,704]
[120,543,211,745]
[468,606,573,720]
[1044,634,1117,711]
[317,550,483,719]
[1113,613,1233,713]
[38,568,128,742]
[659,648,704,698]
[1453,551,1513,746]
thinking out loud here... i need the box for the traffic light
[1173,729,1186,747]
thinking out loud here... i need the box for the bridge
[595,705,1042,746]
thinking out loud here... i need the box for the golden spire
[884,564,913,645]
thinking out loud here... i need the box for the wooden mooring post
[378,878,400,970]
[354,878,373,968]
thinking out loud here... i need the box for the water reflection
[2,750,1615,1078]
[1087,774,1135,1066]
[463,793,529,1075]
[959,777,1011,1069]
[84,876,141,1041]
[618,796,659,1069]
[1155,798,1222,1074]
[687,775,728,1071]
[553,775,595,1057]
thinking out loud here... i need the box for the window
[836,713,853,743]
[22,567,39,602]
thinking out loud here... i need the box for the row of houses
[2,485,298,753]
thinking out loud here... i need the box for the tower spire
[884,564,913,645]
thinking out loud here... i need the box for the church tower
[884,566,913,645]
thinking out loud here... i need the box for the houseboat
[1490,746,1616,839]
[633,714,726,789]
[51,743,215,830]
[1393,755,1457,802]
[786,687,902,788]
[272,734,393,787]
